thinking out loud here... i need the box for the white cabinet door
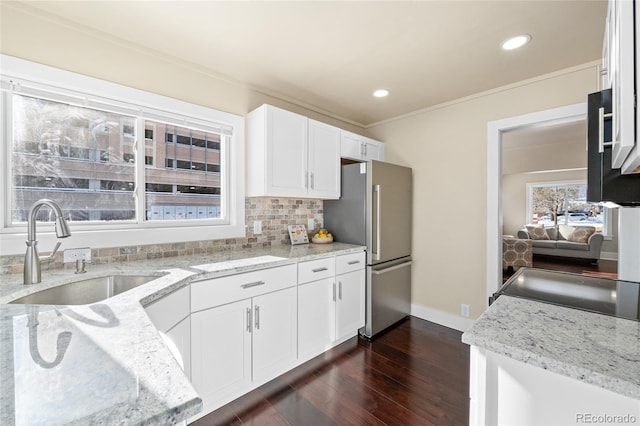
[335,269,365,340]
[252,286,298,383]
[144,286,191,379]
[609,0,635,169]
[340,130,366,161]
[247,104,308,197]
[363,138,385,161]
[267,106,308,196]
[298,277,336,360]
[191,298,252,408]
[340,130,385,162]
[308,119,340,199]
[166,316,191,380]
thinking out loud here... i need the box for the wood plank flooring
[192,317,470,426]
[503,255,618,282]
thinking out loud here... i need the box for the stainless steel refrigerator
[324,160,412,338]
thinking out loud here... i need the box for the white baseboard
[411,304,475,332]
[600,251,618,261]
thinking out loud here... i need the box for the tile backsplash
[0,198,323,275]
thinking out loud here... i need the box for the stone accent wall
[0,198,323,275]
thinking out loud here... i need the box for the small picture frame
[287,224,309,245]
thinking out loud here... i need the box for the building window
[526,181,609,235]
[1,55,245,254]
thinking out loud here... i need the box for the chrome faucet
[24,199,71,285]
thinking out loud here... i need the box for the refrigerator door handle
[371,261,413,275]
[373,184,381,261]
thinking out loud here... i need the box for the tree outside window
[528,182,605,231]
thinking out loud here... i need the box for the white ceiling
[13,1,606,127]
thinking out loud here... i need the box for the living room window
[526,181,610,236]
[0,55,245,254]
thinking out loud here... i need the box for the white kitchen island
[462,295,640,426]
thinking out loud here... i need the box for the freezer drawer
[361,258,412,338]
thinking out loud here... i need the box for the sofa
[517,224,604,263]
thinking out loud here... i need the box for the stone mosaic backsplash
[0,198,323,275]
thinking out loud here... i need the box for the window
[526,181,610,235]
[0,55,245,255]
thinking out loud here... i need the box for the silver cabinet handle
[246,307,252,332]
[347,260,360,265]
[312,267,328,273]
[240,280,265,289]
[254,305,260,330]
[311,172,315,189]
[338,281,342,300]
[598,106,613,153]
[333,282,336,301]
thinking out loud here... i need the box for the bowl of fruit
[312,228,333,244]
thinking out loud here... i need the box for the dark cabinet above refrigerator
[587,89,640,206]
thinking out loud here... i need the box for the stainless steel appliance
[491,268,639,322]
[324,160,412,338]
[587,88,640,206]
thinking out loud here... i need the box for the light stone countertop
[462,295,640,400]
[0,242,365,425]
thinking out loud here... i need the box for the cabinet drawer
[191,264,297,312]
[336,251,366,275]
[298,257,335,284]
[145,286,190,333]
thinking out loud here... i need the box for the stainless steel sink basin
[9,274,162,305]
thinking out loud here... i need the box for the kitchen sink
[9,274,164,305]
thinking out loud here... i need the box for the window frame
[0,55,245,256]
[525,180,611,237]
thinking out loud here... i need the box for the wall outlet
[63,247,92,263]
[307,219,315,231]
[461,304,470,318]
[253,220,262,235]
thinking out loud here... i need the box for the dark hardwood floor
[192,317,470,426]
[503,255,618,282]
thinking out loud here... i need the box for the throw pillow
[546,226,559,240]
[558,224,574,240]
[567,226,596,243]
[526,224,549,240]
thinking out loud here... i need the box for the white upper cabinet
[247,104,340,199]
[605,0,640,174]
[340,130,385,162]
[308,119,341,198]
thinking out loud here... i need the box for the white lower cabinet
[298,252,366,362]
[469,346,640,425]
[298,277,335,360]
[335,269,365,340]
[184,252,365,420]
[144,286,191,379]
[251,287,298,382]
[189,264,298,417]
[191,298,251,411]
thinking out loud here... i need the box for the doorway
[486,103,588,302]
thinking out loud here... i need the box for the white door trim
[486,103,587,304]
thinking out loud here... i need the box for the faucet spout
[24,199,71,285]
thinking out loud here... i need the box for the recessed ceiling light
[373,89,389,98]
[502,34,531,50]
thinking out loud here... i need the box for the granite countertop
[462,295,640,400]
[0,242,365,425]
